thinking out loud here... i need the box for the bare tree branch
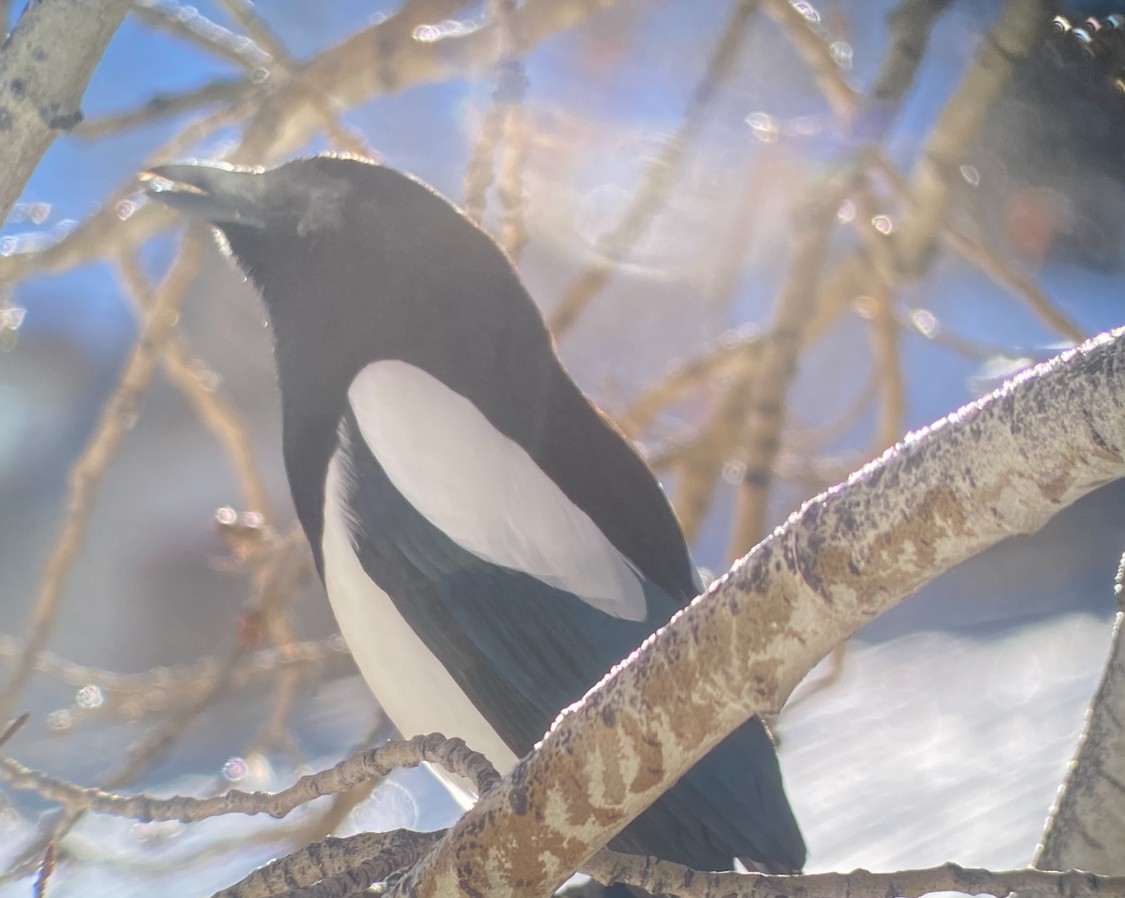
[0,734,497,825]
[584,853,1125,898]
[0,230,207,725]
[211,830,444,898]
[893,0,1055,278]
[547,0,759,335]
[0,0,133,221]
[395,327,1125,898]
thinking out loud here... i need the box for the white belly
[321,452,520,800]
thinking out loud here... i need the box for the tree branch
[395,326,1125,898]
[0,0,133,222]
[584,853,1125,898]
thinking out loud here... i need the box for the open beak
[140,162,269,228]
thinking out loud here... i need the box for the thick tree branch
[0,0,133,222]
[395,327,1125,898]
[584,853,1125,898]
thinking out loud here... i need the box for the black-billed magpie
[142,155,806,876]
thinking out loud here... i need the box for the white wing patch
[322,446,518,802]
[346,360,648,622]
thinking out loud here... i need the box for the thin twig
[0,230,207,726]
[727,176,852,559]
[670,360,757,545]
[131,0,271,70]
[113,252,273,517]
[621,331,763,438]
[760,0,856,118]
[547,0,760,335]
[78,78,249,140]
[893,0,1054,278]
[872,155,1086,344]
[0,734,497,825]
[0,634,349,725]
[0,0,611,287]
[215,0,374,157]
[871,0,955,104]
[0,511,313,878]
[31,842,56,898]
[852,179,905,453]
[463,0,530,260]
[246,526,318,756]
[0,712,28,749]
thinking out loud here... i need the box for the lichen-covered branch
[584,853,1125,898]
[211,830,445,898]
[0,0,133,221]
[396,327,1125,898]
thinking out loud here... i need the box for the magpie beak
[141,163,272,229]
[143,155,807,877]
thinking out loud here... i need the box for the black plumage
[143,155,806,876]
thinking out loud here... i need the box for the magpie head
[140,154,511,331]
[140,154,542,407]
[140,156,386,239]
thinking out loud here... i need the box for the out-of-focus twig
[0,88,256,289]
[893,0,1055,279]
[215,0,374,158]
[727,176,851,559]
[867,290,905,453]
[77,79,249,140]
[620,333,762,439]
[671,360,759,545]
[0,231,207,727]
[245,525,318,756]
[0,634,350,726]
[495,103,530,260]
[131,0,271,70]
[1,511,314,880]
[870,0,954,103]
[0,712,28,750]
[657,154,778,544]
[464,0,530,260]
[852,180,905,453]
[31,842,55,898]
[871,155,1086,344]
[237,0,618,160]
[760,0,856,118]
[114,252,273,517]
[547,0,760,335]
[0,0,610,289]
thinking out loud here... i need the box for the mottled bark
[0,0,133,222]
[396,327,1125,898]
